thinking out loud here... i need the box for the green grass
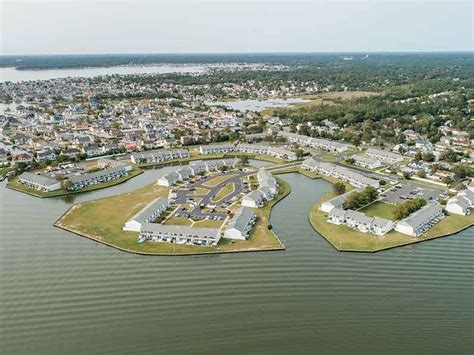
[7,166,143,198]
[320,155,337,162]
[55,177,291,255]
[308,190,474,252]
[212,182,235,202]
[194,187,210,195]
[203,174,237,187]
[272,166,321,179]
[0,166,12,177]
[162,216,193,226]
[360,201,397,221]
[192,219,225,229]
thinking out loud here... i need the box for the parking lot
[381,181,446,205]
[168,169,254,221]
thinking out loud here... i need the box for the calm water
[0,167,473,354]
[0,65,206,83]
[208,98,310,112]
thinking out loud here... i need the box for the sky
[0,0,472,55]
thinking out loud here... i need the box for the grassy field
[162,216,193,226]
[203,174,237,187]
[212,182,235,202]
[192,219,225,229]
[272,166,322,179]
[320,155,337,162]
[56,177,290,255]
[194,187,210,195]
[309,190,474,252]
[7,166,143,198]
[360,201,397,220]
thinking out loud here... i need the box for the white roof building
[366,148,404,164]
[139,223,221,246]
[223,207,257,240]
[352,154,382,169]
[242,190,266,208]
[123,198,170,232]
[446,190,474,215]
[18,172,61,192]
[395,203,444,237]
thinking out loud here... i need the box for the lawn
[272,166,321,179]
[7,166,143,198]
[192,219,225,229]
[320,155,337,162]
[308,190,474,252]
[194,187,210,195]
[162,216,193,226]
[56,177,291,255]
[203,174,237,187]
[360,201,397,221]
[212,182,235,202]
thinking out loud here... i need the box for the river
[0,65,206,83]
[0,163,472,354]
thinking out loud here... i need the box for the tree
[423,152,435,162]
[393,198,426,220]
[403,171,411,180]
[417,170,426,178]
[414,151,423,161]
[333,182,346,195]
[62,179,73,191]
[238,155,250,166]
[295,149,305,160]
[442,176,454,186]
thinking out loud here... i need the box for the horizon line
[1,50,473,57]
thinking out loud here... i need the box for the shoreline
[54,175,291,256]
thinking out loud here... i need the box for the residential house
[18,172,61,192]
[123,198,170,232]
[139,223,221,246]
[395,203,444,237]
[366,148,404,164]
[446,190,474,215]
[223,207,257,240]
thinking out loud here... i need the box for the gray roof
[325,189,362,207]
[366,148,403,160]
[244,189,265,202]
[345,210,374,225]
[19,172,59,187]
[328,208,346,218]
[397,203,442,228]
[227,207,256,232]
[372,216,392,229]
[140,223,221,239]
[69,166,125,184]
[129,198,169,224]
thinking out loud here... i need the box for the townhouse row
[123,197,171,232]
[156,159,237,187]
[302,158,379,188]
[445,189,474,216]
[241,169,279,208]
[328,208,393,236]
[68,165,129,191]
[198,143,297,161]
[278,131,348,153]
[130,149,190,164]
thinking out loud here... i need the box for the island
[54,143,473,255]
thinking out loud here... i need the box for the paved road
[171,169,256,220]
